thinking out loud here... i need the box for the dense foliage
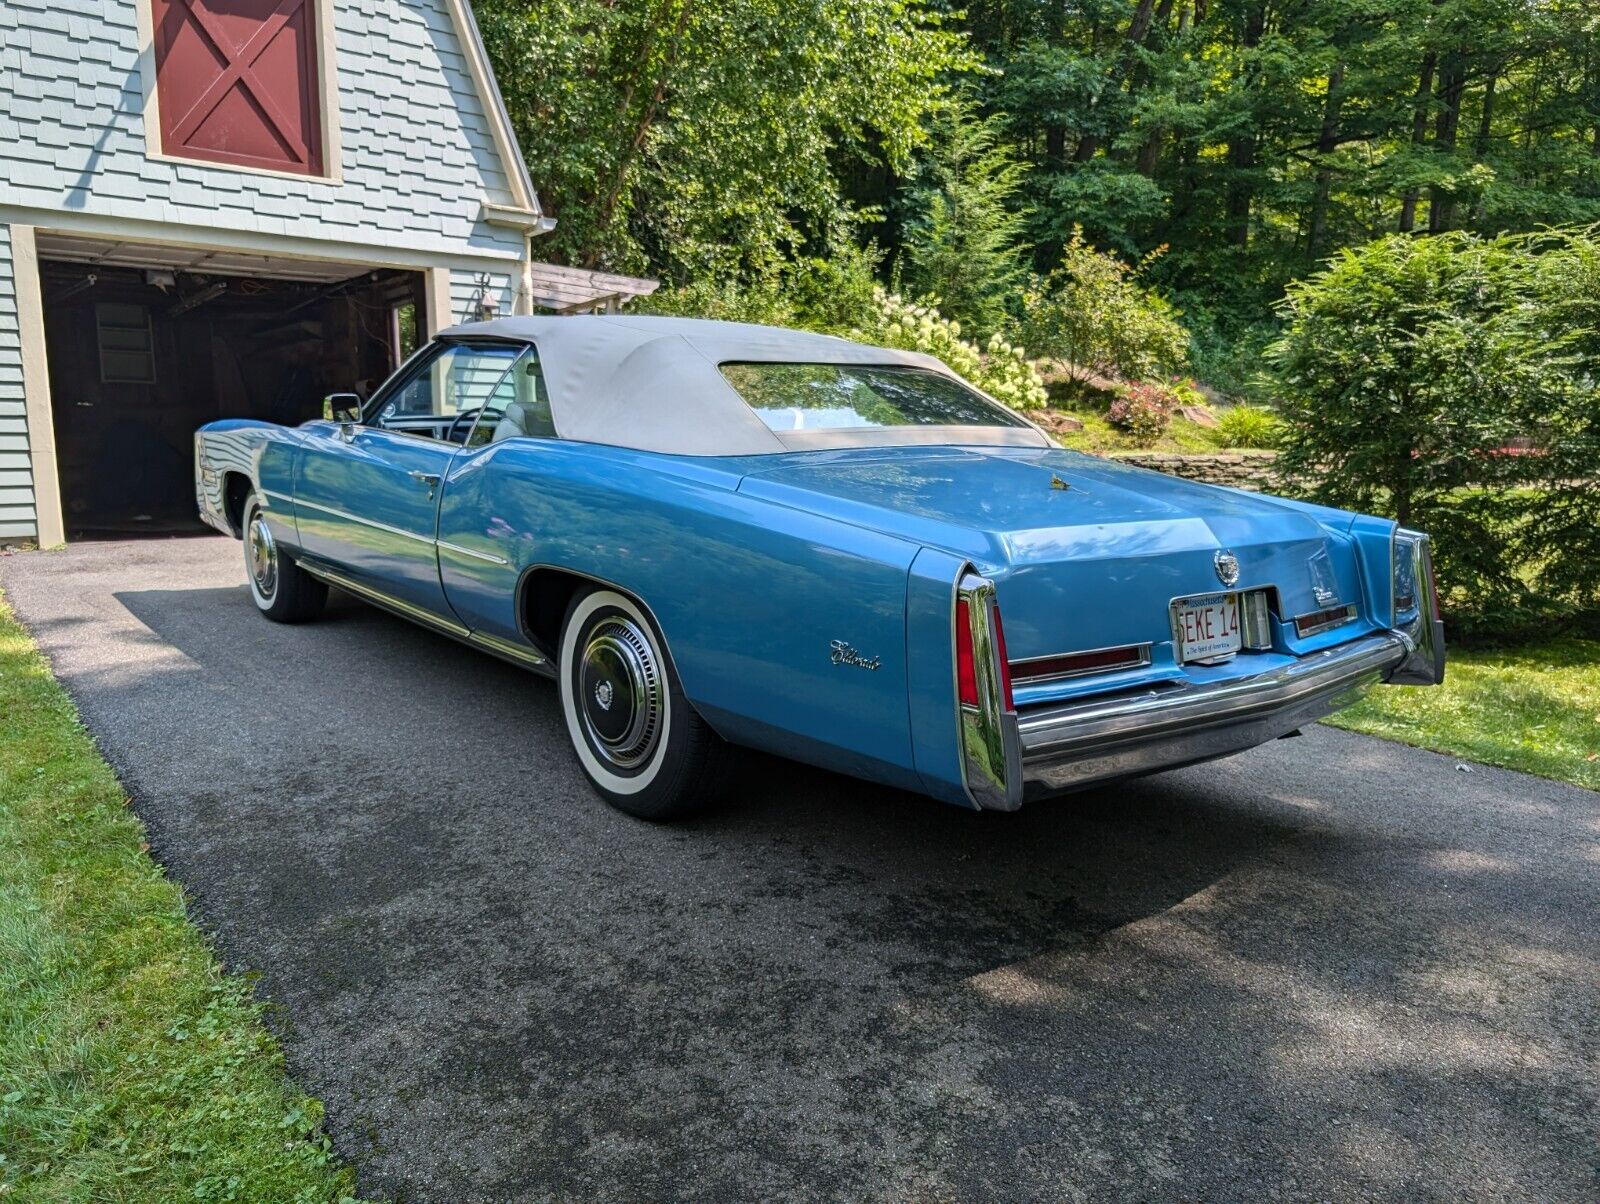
[473,0,972,278]
[476,0,1600,343]
[475,0,1598,629]
[1270,229,1600,621]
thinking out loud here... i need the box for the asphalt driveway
[2,537,1596,1202]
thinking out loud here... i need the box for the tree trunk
[1398,53,1436,233]
[1428,50,1465,233]
[1073,0,1159,162]
[1474,71,1497,159]
[1307,63,1346,257]
[1224,2,1267,248]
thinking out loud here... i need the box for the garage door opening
[37,236,425,537]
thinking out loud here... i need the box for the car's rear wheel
[558,587,728,820]
[244,497,327,623]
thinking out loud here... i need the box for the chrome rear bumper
[989,632,1410,809]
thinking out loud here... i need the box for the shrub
[1018,228,1191,389]
[784,242,884,336]
[1267,229,1600,616]
[1521,229,1600,609]
[635,242,883,335]
[1108,379,1179,447]
[852,288,1049,411]
[1214,404,1285,450]
[634,275,794,327]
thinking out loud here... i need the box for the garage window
[95,303,157,384]
[149,0,326,177]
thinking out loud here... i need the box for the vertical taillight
[956,597,978,706]
[992,608,1015,712]
[956,590,1014,713]
[955,569,1022,810]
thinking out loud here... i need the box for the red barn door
[150,0,325,177]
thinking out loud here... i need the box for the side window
[466,345,556,446]
[370,343,524,442]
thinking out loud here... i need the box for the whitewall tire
[558,587,729,820]
[243,497,327,624]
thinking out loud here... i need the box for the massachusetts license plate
[1172,592,1242,663]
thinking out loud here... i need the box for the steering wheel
[445,407,482,445]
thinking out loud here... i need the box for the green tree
[900,100,1029,337]
[473,0,974,277]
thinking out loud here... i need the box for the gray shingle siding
[0,224,38,541]
[451,271,515,326]
[0,0,524,262]
[0,0,540,541]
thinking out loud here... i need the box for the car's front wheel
[558,587,728,820]
[243,497,327,623]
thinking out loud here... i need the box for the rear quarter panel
[194,420,304,545]
[437,441,928,792]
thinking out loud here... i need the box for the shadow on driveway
[2,540,1592,1203]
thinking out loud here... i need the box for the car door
[293,340,527,619]
[434,342,554,644]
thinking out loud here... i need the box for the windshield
[720,362,1028,433]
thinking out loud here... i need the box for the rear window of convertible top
[719,361,1028,433]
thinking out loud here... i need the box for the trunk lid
[733,445,1371,665]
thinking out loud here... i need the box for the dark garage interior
[38,237,424,537]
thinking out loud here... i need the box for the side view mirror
[323,393,362,424]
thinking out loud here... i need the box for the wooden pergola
[527,262,658,314]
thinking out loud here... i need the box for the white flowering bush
[851,288,1049,412]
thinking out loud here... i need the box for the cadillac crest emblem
[1214,549,1241,588]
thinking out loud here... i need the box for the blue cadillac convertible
[195,316,1445,819]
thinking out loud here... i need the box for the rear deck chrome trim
[1009,642,1153,684]
[1014,632,1409,799]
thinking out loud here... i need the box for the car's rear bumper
[1008,631,1408,804]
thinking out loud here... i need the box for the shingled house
[0,0,651,543]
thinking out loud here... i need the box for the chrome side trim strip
[468,629,547,667]
[292,497,434,546]
[300,561,554,677]
[298,562,470,638]
[437,539,510,566]
[262,488,295,507]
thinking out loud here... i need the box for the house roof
[438,315,1050,456]
[442,0,544,221]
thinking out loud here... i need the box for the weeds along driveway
[2,537,1597,1203]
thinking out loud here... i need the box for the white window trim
[132,0,344,185]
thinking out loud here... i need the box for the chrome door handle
[409,471,442,487]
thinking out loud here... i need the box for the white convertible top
[437,314,1051,456]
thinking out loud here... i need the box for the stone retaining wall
[1105,450,1281,492]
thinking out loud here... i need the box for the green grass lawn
[1328,637,1600,792]
[0,589,364,1202]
